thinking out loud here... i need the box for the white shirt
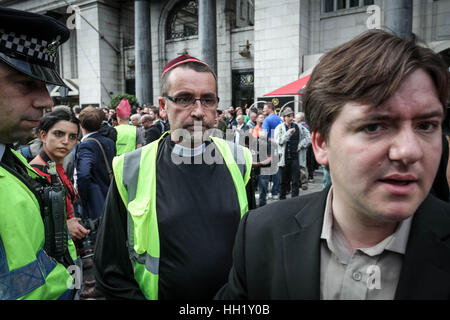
[81,131,97,142]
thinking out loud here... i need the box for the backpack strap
[84,137,113,181]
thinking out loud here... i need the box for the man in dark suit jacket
[75,106,116,220]
[216,189,450,299]
[216,30,450,300]
[144,107,170,145]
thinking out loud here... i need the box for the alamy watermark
[366,5,381,30]
[66,5,81,30]
[65,4,380,32]
[170,122,279,176]
[366,265,381,290]
[66,265,82,290]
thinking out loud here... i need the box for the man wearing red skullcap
[114,98,144,155]
[94,54,256,300]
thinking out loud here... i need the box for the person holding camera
[0,7,77,299]
[29,108,89,242]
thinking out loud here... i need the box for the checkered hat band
[0,29,56,64]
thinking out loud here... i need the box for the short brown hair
[264,102,274,110]
[160,61,217,96]
[304,30,449,142]
[79,106,105,132]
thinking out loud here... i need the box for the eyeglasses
[165,95,219,109]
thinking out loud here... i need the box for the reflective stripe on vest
[210,136,252,216]
[115,124,137,156]
[0,237,56,300]
[112,133,252,299]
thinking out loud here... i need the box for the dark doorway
[126,79,136,96]
[232,69,254,109]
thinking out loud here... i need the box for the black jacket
[216,188,450,299]
[144,120,170,145]
[75,132,116,219]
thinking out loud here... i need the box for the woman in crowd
[249,113,265,139]
[30,108,89,241]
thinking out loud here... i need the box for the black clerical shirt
[94,136,255,299]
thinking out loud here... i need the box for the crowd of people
[14,96,175,298]
[216,102,321,207]
[1,6,449,302]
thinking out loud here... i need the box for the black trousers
[279,159,300,199]
[306,145,317,179]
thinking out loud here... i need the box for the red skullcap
[162,54,209,77]
[116,98,131,119]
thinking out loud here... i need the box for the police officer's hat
[0,7,69,87]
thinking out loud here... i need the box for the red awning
[264,74,311,96]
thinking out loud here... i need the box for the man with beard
[94,54,255,299]
[144,106,170,145]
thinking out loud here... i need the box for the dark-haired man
[95,54,255,299]
[76,107,116,221]
[216,30,450,300]
[0,7,77,299]
[144,106,170,145]
[274,108,301,199]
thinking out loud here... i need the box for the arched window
[166,0,198,40]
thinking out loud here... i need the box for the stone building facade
[1,0,449,111]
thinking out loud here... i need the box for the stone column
[384,0,413,40]
[134,0,152,105]
[198,0,217,75]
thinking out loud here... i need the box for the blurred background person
[261,102,282,200]
[274,108,301,199]
[115,98,144,155]
[130,113,142,127]
[295,112,311,190]
[76,106,116,220]
[141,114,154,145]
[216,109,228,135]
[234,114,249,145]
[145,106,170,144]
[75,106,116,299]
[246,110,257,129]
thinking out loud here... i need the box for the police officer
[0,7,77,299]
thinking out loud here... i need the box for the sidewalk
[261,168,324,206]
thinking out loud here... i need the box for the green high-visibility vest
[0,149,77,300]
[115,124,137,156]
[112,132,252,299]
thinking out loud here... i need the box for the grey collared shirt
[320,187,412,300]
